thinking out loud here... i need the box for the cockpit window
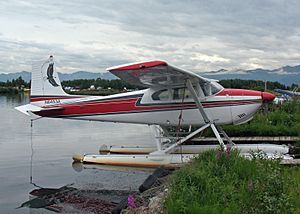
[173,88,192,100]
[152,88,191,101]
[151,82,223,101]
[152,89,170,101]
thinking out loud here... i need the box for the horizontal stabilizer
[33,107,64,113]
[15,104,43,116]
[15,104,64,116]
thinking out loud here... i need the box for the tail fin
[31,56,68,97]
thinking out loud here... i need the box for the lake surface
[0,94,155,213]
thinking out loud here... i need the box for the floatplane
[16,56,291,167]
[275,88,300,99]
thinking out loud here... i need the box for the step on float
[73,144,293,168]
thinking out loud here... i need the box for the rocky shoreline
[113,167,172,214]
[19,167,172,214]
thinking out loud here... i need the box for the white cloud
[191,53,230,63]
[0,0,299,74]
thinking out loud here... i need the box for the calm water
[0,94,154,213]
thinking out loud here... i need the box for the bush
[165,150,299,214]
[0,87,18,94]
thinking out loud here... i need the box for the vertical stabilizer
[31,56,68,97]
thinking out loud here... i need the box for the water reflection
[19,130,151,213]
[72,162,154,173]
[0,93,29,108]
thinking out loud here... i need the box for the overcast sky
[0,0,299,74]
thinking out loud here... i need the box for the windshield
[210,82,223,95]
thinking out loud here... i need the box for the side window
[173,88,180,100]
[203,83,212,96]
[173,88,191,100]
[151,83,223,101]
[152,89,170,101]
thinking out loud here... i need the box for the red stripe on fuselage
[36,98,195,117]
[35,96,261,118]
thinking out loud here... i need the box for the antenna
[30,120,42,188]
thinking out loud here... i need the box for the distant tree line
[61,78,141,90]
[0,76,30,88]
[1,76,299,93]
[219,79,288,91]
[62,78,292,91]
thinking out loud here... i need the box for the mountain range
[1,65,299,85]
[202,65,300,86]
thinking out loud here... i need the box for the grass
[165,150,300,214]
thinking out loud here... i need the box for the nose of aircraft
[261,92,275,102]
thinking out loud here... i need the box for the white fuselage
[31,87,263,126]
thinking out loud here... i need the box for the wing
[106,60,214,88]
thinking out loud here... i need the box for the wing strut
[186,79,210,124]
[151,79,233,155]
